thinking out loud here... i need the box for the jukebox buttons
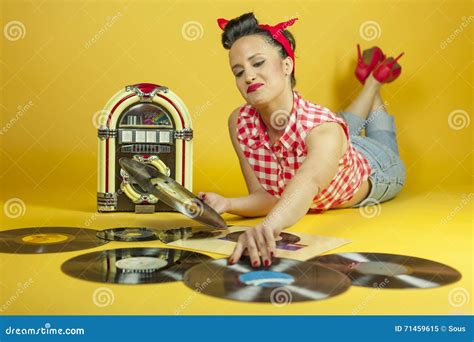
[120,155,171,204]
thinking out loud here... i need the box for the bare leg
[365,85,400,155]
[371,88,386,113]
[343,74,382,120]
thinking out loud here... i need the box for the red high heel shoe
[372,52,405,83]
[355,44,385,84]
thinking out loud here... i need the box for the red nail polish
[229,259,234,264]
[264,260,270,267]
[270,251,274,258]
[252,260,259,267]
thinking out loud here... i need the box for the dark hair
[220,12,296,88]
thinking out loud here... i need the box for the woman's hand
[229,224,278,267]
[197,192,231,214]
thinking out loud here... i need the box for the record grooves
[0,227,108,254]
[183,258,351,302]
[96,227,161,242]
[310,252,462,289]
[61,247,211,284]
[96,227,221,243]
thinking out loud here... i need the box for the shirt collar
[246,90,301,150]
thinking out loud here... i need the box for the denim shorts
[338,109,406,207]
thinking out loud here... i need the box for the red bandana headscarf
[217,17,298,74]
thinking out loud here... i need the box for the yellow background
[0,0,472,315]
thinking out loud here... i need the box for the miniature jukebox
[97,83,193,213]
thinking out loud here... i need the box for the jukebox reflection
[97,83,193,213]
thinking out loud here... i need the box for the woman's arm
[225,190,277,217]
[261,121,347,234]
[230,121,347,266]
[262,122,347,234]
[224,108,278,217]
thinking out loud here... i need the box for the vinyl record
[97,227,161,242]
[183,258,351,303]
[223,231,301,246]
[119,157,227,229]
[61,247,211,284]
[157,227,222,243]
[310,252,462,289]
[0,227,108,254]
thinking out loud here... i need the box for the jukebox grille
[121,144,171,154]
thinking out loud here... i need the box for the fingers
[262,227,276,261]
[197,192,207,201]
[229,239,244,265]
[229,227,277,268]
[245,235,261,267]
[254,229,271,267]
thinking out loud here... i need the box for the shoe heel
[355,44,385,84]
[387,52,404,68]
[357,44,363,62]
[373,52,404,83]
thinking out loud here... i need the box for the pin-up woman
[198,12,406,267]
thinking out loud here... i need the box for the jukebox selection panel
[118,103,174,154]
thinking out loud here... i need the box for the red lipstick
[247,83,264,94]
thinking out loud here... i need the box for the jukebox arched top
[97,83,193,213]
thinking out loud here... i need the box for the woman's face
[229,34,293,106]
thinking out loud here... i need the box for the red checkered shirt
[236,90,372,211]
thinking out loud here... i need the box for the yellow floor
[0,189,472,315]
